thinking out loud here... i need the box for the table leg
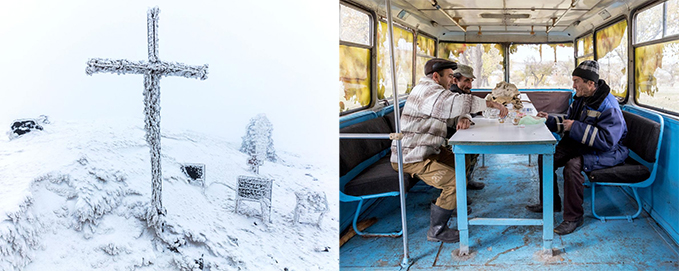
[455,153,469,255]
[542,153,554,256]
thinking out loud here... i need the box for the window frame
[437,42,507,90]
[506,42,576,89]
[631,0,679,116]
[594,16,630,103]
[414,31,438,86]
[339,1,376,115]
[575,32,595,66]
[376,18,416,100]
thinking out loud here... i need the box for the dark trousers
[537,138,585,222]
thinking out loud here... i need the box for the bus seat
[584,106,664,222]
[340,108,416,237]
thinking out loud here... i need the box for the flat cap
[424,58,457,75]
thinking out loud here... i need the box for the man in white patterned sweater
[391,58,507,243]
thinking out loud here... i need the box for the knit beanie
[572,60,599,82]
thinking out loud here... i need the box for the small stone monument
[293,189,328,227]
[181,163,205,186]
[235,175,273,222]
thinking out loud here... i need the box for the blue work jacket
[545,80,628,172]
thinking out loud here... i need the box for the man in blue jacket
[525,60,628,235]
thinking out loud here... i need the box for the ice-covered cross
[86,7,208,217]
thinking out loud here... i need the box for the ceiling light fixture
[479,13,530,19]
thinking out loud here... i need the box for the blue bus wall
[625,106,679,245]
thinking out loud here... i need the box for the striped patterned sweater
[391,77,487,164]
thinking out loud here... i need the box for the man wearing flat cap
[391,58,507,243]
[447,64,485,191]
[526,60,628,235]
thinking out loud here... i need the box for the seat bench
[340,105,416,236]
[585,106,664,222]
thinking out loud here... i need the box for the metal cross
[86,7,208,217]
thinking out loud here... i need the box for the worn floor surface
[340,154,679,270]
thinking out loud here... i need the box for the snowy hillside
[0,119,338,270]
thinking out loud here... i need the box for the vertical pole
[145,74,165,216]
[146,7,163,216]
[386,0,410,267]
[148,7,160,63]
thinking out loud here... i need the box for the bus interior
[340,0,679,269]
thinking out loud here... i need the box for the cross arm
[86,59,208,80]
[86,58,152,76]
[153,61,208,80]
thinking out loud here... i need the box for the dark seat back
[622,111,662,163]
[339,117,392,177]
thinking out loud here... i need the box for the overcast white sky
[0,0,337,162]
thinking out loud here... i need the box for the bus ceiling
[348,0,648,43]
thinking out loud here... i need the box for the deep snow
[0,119,338,270]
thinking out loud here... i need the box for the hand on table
[537,111,549,118]
[457,117,472,130]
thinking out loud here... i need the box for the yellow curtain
[339,45,371,112]
[596,20,627,59]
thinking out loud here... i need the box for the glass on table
[483,108,500,119]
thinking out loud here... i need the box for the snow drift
[0,119,338,270]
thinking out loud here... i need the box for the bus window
[634,0,679,113]
[596,20,628,101]
[508,43,574,89]
[576,33,594,65]
[415,34,436,84]
[377,21,413,99]
[635,3,663,44]
[667,0,679,36]
[340,3,372,113]
[438,43,504,89]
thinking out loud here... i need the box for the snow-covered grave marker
[235,175,273,222]
[293,190,328,227]
[86,7,208,217]
[181,163,205,186]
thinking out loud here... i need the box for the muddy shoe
[525,203,561,213]
[554,217,584,235]
[467,180,485,190]
[427,203,459,243]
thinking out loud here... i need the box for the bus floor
[340,154,679,270]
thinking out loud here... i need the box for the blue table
[449,97,557,256]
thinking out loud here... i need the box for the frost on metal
[85,6,209,218]
[234,175,273,222]
[293,189,328,227]
[240,114,277,174]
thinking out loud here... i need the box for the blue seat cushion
[587,157,651,184]
[344,156,418,196]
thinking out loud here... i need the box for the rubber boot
[426,203,459,243]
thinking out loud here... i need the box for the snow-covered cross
[86,7,208,217]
